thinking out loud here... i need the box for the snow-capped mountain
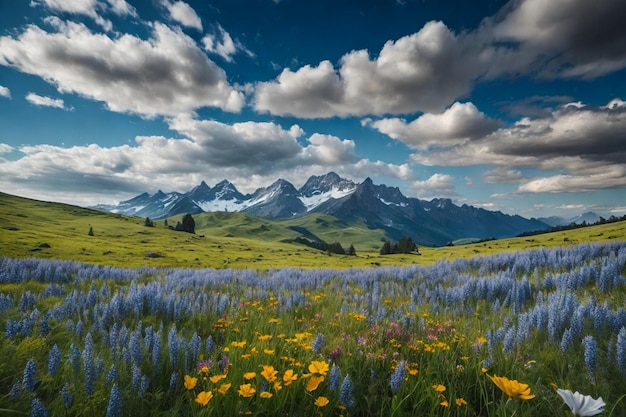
[93,172,550,246]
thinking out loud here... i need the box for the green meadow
[2,191,625,269]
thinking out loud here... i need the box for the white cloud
[410,173,457,199]
[202,24,254,63]
[0,20,244,117]
[255,21,486,118]
[162,0,203,31]
[0,85,10,99]
[482,167,525,184]
[37,0,113,31]
[366,102,499,150]
[410,99,626,193]
[105,0,136,17]
[0,117,410,205]
[254,1,626,119]
[0,143,14,153]
[25,92,65,109]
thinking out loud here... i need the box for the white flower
[556,388,605,416]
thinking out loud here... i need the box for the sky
[0,0,625,219]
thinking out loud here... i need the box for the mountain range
[93,172,550,246]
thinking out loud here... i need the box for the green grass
[2,191,625,269]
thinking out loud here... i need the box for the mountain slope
[93,172,551,246]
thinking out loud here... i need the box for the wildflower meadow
[1,240,626,416]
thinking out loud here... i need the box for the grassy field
[1,191,625,269]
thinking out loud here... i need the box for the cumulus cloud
[254,0,626,118]
[35,0,114,31]
[0,85,10,99]
[0,117,410,205]
[161,0,203,31]
[410,173,457,199]
[255,21,487,117]
[492,0,626,78]
[202,24,254,63]
[0,19,244,117]
[0,143,14,154]
[410,99,626,193]
[25,92,66,109]
[365,102,499,150]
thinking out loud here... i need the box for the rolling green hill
[1,191,625,269]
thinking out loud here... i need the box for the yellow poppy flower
[283,369,298,386]
[195,391,213,406]
[218,383,231,395]
[261,365,278,383]
[231,341,247,348]
[308,360,330,376]
[456,398,468,406]
[306,375,325,392]
[260,391,273,399]
[238,383,256,398]
[488,375,535,400]
[315,396,330,407]
[432,384,446,392]
[184,375,198,390]
[210,374,227,384]
[243,372,257,380]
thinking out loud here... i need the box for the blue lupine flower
[132,364,141,393]
[139,375,149,398]
[61,383,72,408]
[312,333,325,354]
[205,335,214,355]
[329,364,341,392]
[339,374,354,409]
[9,380,21,402]
[169,372,178,391]
[30,398,47,417]
[168,325,178,368]
[617,327,626,375]
[152,336,162,375]
[389,361,406,394]
[105,384,122,417]
[48,344,61,376]
[583,335,598,373]
[23,358,37,393]
[106,364,119,387]
[69,343,81,372]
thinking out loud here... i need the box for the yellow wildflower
[308,360,330,376]
[456,398,468,406]
[218,383,231,395]
[261,365,278,383]
[264,349,275,355]
[231,341,247,348]
[315,396,330,407]
[238,384,256,398]
[210,374,227,384]
[432,384,446,392]
[184,375,198,390]
[273,381,282,391]
[283,369,298,386]
[258,334,273,341]
[195,391,213,406]
[260,391,273,399]
[243,372,257,380]
[306,375,325,392]
[488,375,535,400]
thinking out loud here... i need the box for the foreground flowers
[488,375,535,400]
[556,389,605,416]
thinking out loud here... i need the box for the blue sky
[0,0,624,219]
